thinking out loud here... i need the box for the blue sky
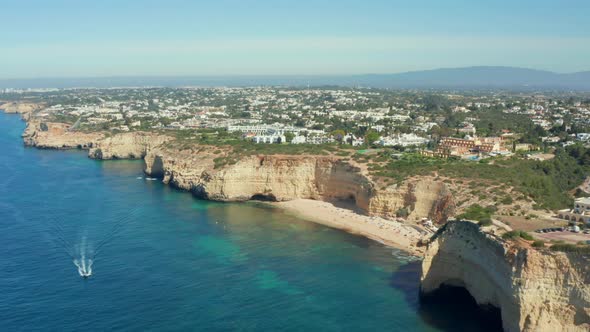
[1,0,589,78]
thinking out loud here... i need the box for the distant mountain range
[352,67,590,90]
[1,66,589,90]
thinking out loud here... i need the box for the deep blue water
[0,112,496,331]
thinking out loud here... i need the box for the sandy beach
[274,199,427,256]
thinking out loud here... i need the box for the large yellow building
[432,136,504,157]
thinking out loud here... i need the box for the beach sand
[274,199,427,256]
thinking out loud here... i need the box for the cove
[0,112,498,331]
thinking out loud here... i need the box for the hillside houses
[424,136,508,158]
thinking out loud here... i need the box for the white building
[558,197,590,224]
[541,136,560,143]
[379,133,429,147]
[228,124,325,137]
[307,135,335,145]
[352,137,364,147]
[253,134,285,144]
[574,198,590,214]
[458,124,476,135]
[344,133,364,146]
[372,125,385,132]
[290,135,307,144]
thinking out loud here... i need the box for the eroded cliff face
[22,121,104,149]
[0,102,43,114]
[421,220,590,332]
[369,179,455,222]
[88,132,172,160]
[144,150,367,202]
[15,120,455,222]
[143,146,455,221]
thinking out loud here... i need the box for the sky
[1,0,589,78]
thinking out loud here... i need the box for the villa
[557,197,590,224]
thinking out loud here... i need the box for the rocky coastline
[2,104,589,331]
[16,114,441,252]
[421,220,589,332]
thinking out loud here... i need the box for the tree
[217,130,229,139]
[365,130,380,147]
[520,125,547,146]
[284,132,295,143]
[295,119,306,127]
[422,95,451,111]
[430,125,453,139]
[330,129,346,144]
[147,100,159,112]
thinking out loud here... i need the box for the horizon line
[1,66,589,81]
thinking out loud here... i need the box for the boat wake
[73,236,93,278]
[47,206,139,279]
[74,257,93,278]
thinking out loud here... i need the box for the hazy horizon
[1,66,590,82]
[1,0,590,79]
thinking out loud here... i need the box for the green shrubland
[502,230,534,241]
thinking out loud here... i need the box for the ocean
[0,112,498,331]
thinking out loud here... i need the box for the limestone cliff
[88,133,172,160]
[369,179,454,222]
[14,119,456,222]
[421,220,590,332]
[143,146,455,221]
[22,121,103,149]
[0,102,43,114]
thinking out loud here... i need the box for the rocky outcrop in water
[421,220,590,332]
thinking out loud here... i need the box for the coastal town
[3,87,590,229]
[3,86,590,154]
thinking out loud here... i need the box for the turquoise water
[0,112,495,331]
